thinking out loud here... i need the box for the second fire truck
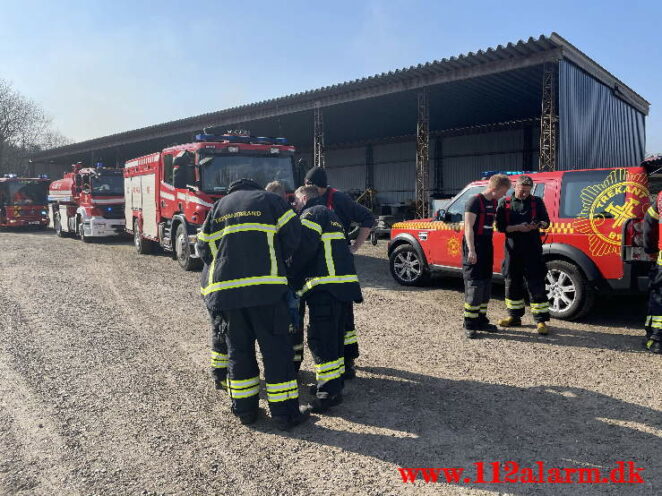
[48,164,126,242]
[124,133,297,270]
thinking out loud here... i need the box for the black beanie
[304,167,328,188]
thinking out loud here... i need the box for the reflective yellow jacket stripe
[321,232,345,240]
[266,231,277,276]
[298,275,359,296]
[199,223,277,242]
[648,206,659,220]
[301,218,322,234]
[323,238,335,276]
[201,276,288,295]
[276,209,296,230]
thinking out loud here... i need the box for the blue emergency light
[95,161,104,168]
[481,170,535,179]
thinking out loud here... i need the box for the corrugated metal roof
[33,32,649,161]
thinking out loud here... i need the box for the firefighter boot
[536,322,549,335]
[273,404,312,431]
[498,316,522,327]
[310,393,344,413]
[645,339,662,354]
[239,410,259,426]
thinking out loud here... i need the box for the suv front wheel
[389,244,429,286]
[545,260,595,321]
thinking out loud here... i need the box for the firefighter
[462,174,511,338]
[495,175,551,334]
[304,167,375,379]
[196,178,311,429]
[289,185,362,412]
[643,197,662,354]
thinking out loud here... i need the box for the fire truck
[0,174,50,228]
[124,133,297,270]
[47,164,126,242]
[388,166,652,320]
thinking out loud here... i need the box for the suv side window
[560,170,620,218]
[534,183,545,198]
[446,186,483,223]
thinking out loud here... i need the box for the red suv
[388,167,652,320]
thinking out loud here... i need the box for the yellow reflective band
[267,390,299,402]
[645,316,652,326]
[321,232,346,240]
[266,231,277,277]
[648,206,660,220]
[298,275,359,295]
[315,359,343,372]
[201,276,288,295]
[293,354,302,361]
[229,377,260,388]
[464,311,479,318]
[211,351,228,359]
[344,335,358,345]
[293,344,304,351]
[301,218,322,234]
[464,303,481,310]
[317,370,342,381]
[230,386,259,399]
[505,299,525,309]
[199,223,277,242]
[323,238,336,276]
[265,380,298,392]
[276,209,296,230]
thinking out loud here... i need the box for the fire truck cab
[124,133,297,270]
[48,164,126,242]
[0,174,50,228]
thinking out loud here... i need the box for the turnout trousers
[645,262,662,345]
[220,301,301,419]
[503,240,550,323]
[293,298,358,372]
[306,291,347,397]
[462,237,493,330]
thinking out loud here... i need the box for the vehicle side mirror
[436,209,449,222]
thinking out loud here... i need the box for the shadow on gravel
[285,366,661,494]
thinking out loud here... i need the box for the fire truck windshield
[1,181,49,206]
[200,155,295,193]
[90,174,124,196]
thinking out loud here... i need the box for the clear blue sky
[1,0,661,153]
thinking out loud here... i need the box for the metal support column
[539,62,557,172]
[415,90,430,218]
[313,105,325,168]
[433,135,443,195]
[365,144,374,190]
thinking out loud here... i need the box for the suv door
[428,185,482,267]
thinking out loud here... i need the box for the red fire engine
[0,174,50,228]
[124,133,297,270]
[388,166,652,320]
[47,164,126,242]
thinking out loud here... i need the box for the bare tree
[0,78,70,175]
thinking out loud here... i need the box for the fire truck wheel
[175,224,202,271]
[134,219,154,255]
[78,218,92,243]
[545,260,595,321]
[389,243,429,286]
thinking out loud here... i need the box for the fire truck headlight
[41,210,47,215]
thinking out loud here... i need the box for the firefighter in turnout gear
[196,178,311,429]
[495,175,552,334]
[643,196,662,354]
[304,167,375,379]
[462,174,511,338]
[289,185,363,412]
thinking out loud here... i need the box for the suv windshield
[2,181,49,205]
[90,173,124,196]
[200,155,295,194]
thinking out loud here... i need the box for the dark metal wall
[558,61,646,170]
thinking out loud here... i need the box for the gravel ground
[0,230,660,496]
